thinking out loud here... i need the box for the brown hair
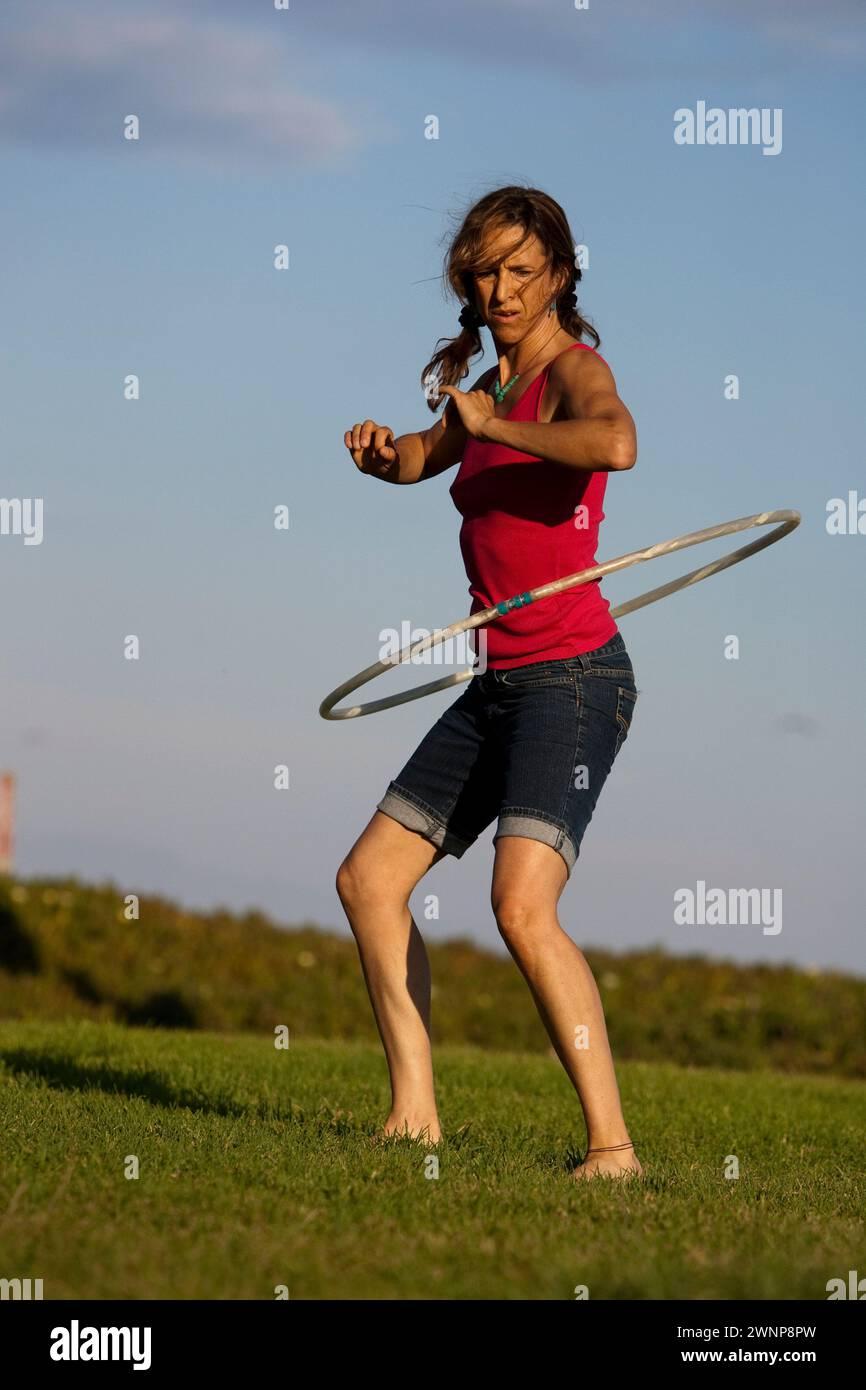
[420,183,600,411]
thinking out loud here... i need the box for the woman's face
[470,224,561,337]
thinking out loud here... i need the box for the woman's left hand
[438,385,497,441]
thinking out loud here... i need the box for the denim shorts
[375,631,639,878]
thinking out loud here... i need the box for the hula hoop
[319,508,800,720]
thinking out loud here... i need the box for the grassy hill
[1,873,864,1078]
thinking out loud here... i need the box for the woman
[338,185,642,1182]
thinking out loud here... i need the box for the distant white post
[0,773,15,873]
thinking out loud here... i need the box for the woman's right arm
[344,371,492,485]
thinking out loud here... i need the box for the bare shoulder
[546,343,626,423]
[550,343,616,395]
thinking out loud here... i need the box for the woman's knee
[491,881,564,950]
[335,846,414,915]
[336,851,380,910]
[491,893,542,944]
[337,812,444,914]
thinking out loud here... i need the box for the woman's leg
[490,835,642,1180]
[336,810,446,1143]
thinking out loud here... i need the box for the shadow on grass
[0,1048,302,1122]
[55,973,199,1030]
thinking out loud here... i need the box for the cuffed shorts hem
[494,812,578,877]
[376,785,474,859]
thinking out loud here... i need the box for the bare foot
[369,1116,442,1146]
[571,1151,644,1182]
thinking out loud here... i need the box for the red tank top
[449,342,618,670]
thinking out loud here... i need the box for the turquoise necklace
[491,373,519,404]
[491,326,564,405]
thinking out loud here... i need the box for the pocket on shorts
[499,660,574,690]
[614,685,638,757]
[583,644,636,682]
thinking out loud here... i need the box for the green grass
[1,1019,863,1299]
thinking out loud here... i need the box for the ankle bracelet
[585,1141,635,1154]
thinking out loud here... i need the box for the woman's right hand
[345,420,400,481]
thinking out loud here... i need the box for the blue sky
[2,0,864,972]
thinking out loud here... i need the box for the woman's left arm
[480,349,637,472]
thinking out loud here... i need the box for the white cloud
[0,6,362,171]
